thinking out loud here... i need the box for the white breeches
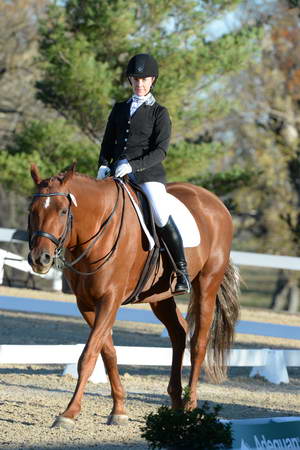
[140,182,170,227]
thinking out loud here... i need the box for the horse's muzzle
[28,248,54,274]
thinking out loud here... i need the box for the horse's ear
[30,163,41,185]
[62,161,77,185]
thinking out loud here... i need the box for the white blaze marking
[44,197,51,208]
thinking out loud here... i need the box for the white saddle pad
[167,193,200,248]
[119,180,200,249]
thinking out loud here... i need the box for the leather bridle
[28,181,125,275]
[29,192,73,255]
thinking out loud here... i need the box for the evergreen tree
[229,6,300,256]
[223,4,300,311]
[0,0,260,194]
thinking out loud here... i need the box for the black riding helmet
[126,53,159,81]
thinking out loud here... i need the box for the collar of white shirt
[128,92,156,106]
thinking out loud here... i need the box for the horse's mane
[39,171,98,188]
[74,172,98,183]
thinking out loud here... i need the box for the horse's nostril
[40,252,52,266]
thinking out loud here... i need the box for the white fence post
[250,349,289,384]
[0,251,4,284]
[63,359,107,383]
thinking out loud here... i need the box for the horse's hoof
[51,416,75,429]
[107,414,129,425]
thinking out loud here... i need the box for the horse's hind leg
[186,268,225,410]
[150,297,187,409]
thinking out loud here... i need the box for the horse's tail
[187,261,240,384]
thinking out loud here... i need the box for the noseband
[28,192,74,262]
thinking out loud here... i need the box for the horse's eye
[60,208,68,216]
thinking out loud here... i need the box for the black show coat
[99,99,171,184]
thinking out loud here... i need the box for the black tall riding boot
[158,216,191,294]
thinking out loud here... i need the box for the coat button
[126,129,129,132]
[124,146,127,149]
[124,138,127,142]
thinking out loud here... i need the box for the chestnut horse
[28,163,239,429]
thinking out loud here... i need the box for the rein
[29,180,125,275]
[64,181,125,275]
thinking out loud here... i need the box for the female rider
[97,53,190,294]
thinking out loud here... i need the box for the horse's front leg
[101,332,128,425]
[75,308,128,425]
[52,298,119,429]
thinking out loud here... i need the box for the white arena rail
[0,228,62,291]
[0,344,299,385]
[230,251,300,313]
[230,250,300,270]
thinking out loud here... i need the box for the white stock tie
[129,93,155,116]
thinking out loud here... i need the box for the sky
[205,0,278,40]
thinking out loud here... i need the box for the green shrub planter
[141,402,232,450]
